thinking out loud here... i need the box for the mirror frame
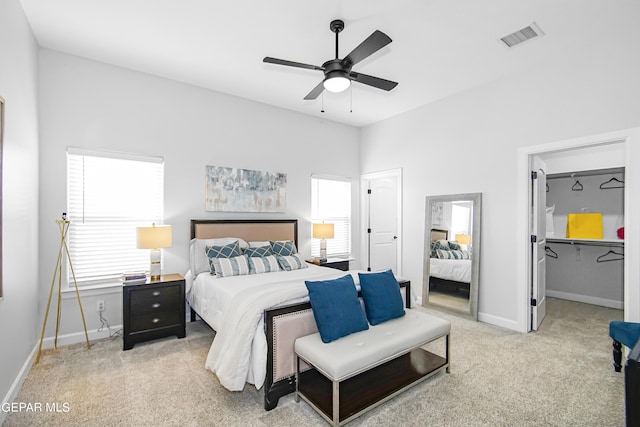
[422,192,481,320]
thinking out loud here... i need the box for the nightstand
[122,273,186,350]
[307,257,351,271]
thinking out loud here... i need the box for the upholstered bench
[295,309,451,426]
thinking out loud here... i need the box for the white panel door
[531,156,547,330]
[368,175,398,273]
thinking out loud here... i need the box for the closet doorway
[523,132,637,333]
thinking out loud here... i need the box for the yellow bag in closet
[566,213,603,239]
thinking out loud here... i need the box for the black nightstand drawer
[129,285,181,315]
[129,310,181,332]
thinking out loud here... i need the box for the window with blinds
[66,148,164,287]
[311,176,351,257]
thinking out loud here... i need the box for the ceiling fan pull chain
[350,86,353,113]
[321,92,325,113]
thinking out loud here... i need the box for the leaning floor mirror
[423,193,481,320]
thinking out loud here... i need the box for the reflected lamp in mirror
[136,223,172,280]
[455,233,472,250]
[313,223,334,261]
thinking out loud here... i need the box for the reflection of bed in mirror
[429,229,471,294]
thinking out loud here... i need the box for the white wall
[360,34,640,330]
[0,0,40,417]
[37,50,360,339]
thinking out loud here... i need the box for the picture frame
[0,96,4,298]
[205,165,287,212]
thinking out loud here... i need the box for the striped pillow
[277,254,308,271]
[249,255,281,274]
[211,254,251,278]
[270,240,297,256]
[436,249,471,260]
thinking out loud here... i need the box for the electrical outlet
[97,300,105,312]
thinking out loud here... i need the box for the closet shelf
[547,237,624,247]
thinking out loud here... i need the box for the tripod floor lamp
[36,218,90,364]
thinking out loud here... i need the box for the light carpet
[3,298,625,426]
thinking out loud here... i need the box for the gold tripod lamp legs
[35,219,90,364]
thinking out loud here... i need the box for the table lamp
[137,223,172,280]
[313,223,334,261]
[455,233,472,250]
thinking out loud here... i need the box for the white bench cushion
[295,309,451,381]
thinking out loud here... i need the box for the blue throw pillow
[358,270,405,325]
[305,275,369,343]
[205,241,242,274]
[270,240,297,256]
[244,246,272,257]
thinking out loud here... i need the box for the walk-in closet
[545,168,625,309]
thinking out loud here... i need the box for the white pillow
[249,241,271,247]
[211,254,251,278]
[190,238,248,275]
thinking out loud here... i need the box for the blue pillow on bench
[358,270,405,325]
[305,275,369,343]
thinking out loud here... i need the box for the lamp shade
[313,223,335,239]
[137,224,172,249]
[455,233,472,245]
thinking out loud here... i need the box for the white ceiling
[19,0,639,127]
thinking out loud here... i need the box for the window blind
[311,176,351,257]
[66,149,164,287]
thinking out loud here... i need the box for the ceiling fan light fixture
[323,72,351,93]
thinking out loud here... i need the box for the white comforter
[430,258,471,283]
[189,265,355,391]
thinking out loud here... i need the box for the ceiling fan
[263,19,398,100]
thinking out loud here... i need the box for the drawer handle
[152,303,161,309]
[152,318,160,323]
[152,291,160,296]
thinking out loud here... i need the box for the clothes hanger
[599,177,624,189]
[571,179,583,191]
[596,249,624,263]
[545,245,558,259]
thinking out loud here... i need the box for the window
[66,148,164,287]
[450,202,472,237]
[311,176,351,257]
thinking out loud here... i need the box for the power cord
[98,310,122,339]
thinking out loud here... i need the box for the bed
[186,219,412,410]
[428,228,471,294]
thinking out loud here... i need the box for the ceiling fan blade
[304,81,325,100]
[350,72,398,91]
[343,30,392,67]
[263,57,323,71]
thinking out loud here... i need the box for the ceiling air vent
[500,22,545,48]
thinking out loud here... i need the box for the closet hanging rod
[547,167,625,180]
[546,238,624,248]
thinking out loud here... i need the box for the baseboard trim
[547,290,623,310]
[40,325,123,349]
[478,312,522,332]
[0,343,38,425]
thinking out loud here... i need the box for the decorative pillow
[211,254,251,278]
[305,275,369,343]
[448,241,461,251]
[436,249,471,260]
[277,254,308,271]
[249,255,280,274]
[358,270,405,325]
[270,240,297,256]
[190,238,248,275]
[432,239,450,251]
[244,246,273,257]
[205,241,242,274]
